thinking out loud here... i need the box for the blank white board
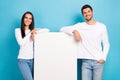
[34,32,78,80]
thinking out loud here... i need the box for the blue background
[0,0,120,80]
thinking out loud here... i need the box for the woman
[15,11,49,80]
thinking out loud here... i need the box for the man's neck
[86,19,96,25]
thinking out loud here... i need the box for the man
[60,4,110,80]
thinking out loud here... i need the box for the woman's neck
[25,26,29,30]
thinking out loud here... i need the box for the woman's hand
[30,29,38,41]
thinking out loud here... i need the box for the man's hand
[97,59,105,63]
[72,30,82,42]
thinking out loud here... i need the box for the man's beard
[85,15,93,22]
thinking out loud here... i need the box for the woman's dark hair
[81,4,93,14]
[21,11,34,38]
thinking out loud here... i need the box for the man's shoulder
[96,22,107,30]
[96,22,106,26]
[74,22,85,26]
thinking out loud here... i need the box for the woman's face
[24,13,32,26]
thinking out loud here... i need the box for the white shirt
[60,22,110,60]
[15,28,49,59]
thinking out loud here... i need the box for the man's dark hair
[81,4,93,14]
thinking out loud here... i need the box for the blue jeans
[82,59,104,80]
[18,59,34,80]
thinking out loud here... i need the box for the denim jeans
[82,59,104,80]
[18,59,34,80]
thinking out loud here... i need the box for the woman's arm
[15,28,31,47]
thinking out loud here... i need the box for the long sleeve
[101,25,110,60]
[60,26,74,35]
[60,23,82,35]
[36,28,50,34]
[15,28,31,47]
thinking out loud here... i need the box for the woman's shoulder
[15,28,21,33]
[15,28,20,31]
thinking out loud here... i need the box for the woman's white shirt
[15,28,49,59]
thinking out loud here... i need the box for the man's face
[82,8,93,21]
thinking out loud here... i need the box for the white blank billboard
[34,32,78,80]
